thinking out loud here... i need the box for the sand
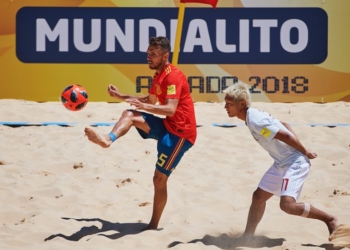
[0,99,350,250]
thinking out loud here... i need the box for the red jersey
[149,63,197,144]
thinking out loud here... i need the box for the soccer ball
[61,84,88,111]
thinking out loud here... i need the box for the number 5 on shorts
[157,153,168,167]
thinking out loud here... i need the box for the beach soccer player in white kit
[223,82,339,240]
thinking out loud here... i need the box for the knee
[251,189,265,204]
[279,200,295,215]
[153,175,167,190]
[121,109,134,119]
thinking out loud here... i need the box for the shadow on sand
[302,243,347,250]
[168,233,285,249]
[44,217,149,242]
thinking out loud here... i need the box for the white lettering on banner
[170,19,177,52]
[239,20,249,52]
[74,19,101,52]
[280,19,308,53]
[253,19,278,52]
[106,19,134,52]
[216,19,236,52]
[35,18,309,54]
[184,19,213,52]
[139,19,166,52]
[36,19,68,52]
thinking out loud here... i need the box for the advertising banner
[1,0,349,102]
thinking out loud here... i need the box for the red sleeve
[149,82,155,95]
[164,72,182,99]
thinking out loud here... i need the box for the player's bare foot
[84,128,112,148]
[327,216,339,236]
[143,225,156,231]
[241,232,254,238]
[142,224,159,231]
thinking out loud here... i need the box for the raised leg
[84,110,150,148]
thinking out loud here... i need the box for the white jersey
[246,108,309,168]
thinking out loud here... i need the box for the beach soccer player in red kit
[84,36,197,230]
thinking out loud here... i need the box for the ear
[163,52,169,60]
[239,100,246,108]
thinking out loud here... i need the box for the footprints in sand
[139,202,151,207]
[115,178,151,208]
[14,215,37,226]
[73,162,84,169]
[330,189,350,197]
[116,178,134,188]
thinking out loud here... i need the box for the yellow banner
[1,0,349,103]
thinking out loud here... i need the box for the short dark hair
[149,36,171,53]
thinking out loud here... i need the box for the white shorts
[258,161,310,201]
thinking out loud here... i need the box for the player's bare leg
[307,206,338,235]
[242,188,274,237]
[144,169,168,230]
[280,196,338,235]
[84,110,150,148]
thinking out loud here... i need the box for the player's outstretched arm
[107,84,149,102]
[126,98,178,117]
[274,129,317,159]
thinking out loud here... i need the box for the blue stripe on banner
[213,123,350,128]
[41,122,76,126]
[212,123,245,127]
[0,121,75,127]
[90,122,115,127]
[0,121,29,125]
[0,122,350,127]
[308,124,350,127]
[0,122,204,127]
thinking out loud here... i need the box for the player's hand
[305,150,317,159]
[126,98,145,110]
[107,84,123,99]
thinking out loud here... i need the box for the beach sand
[0,99,350,250]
